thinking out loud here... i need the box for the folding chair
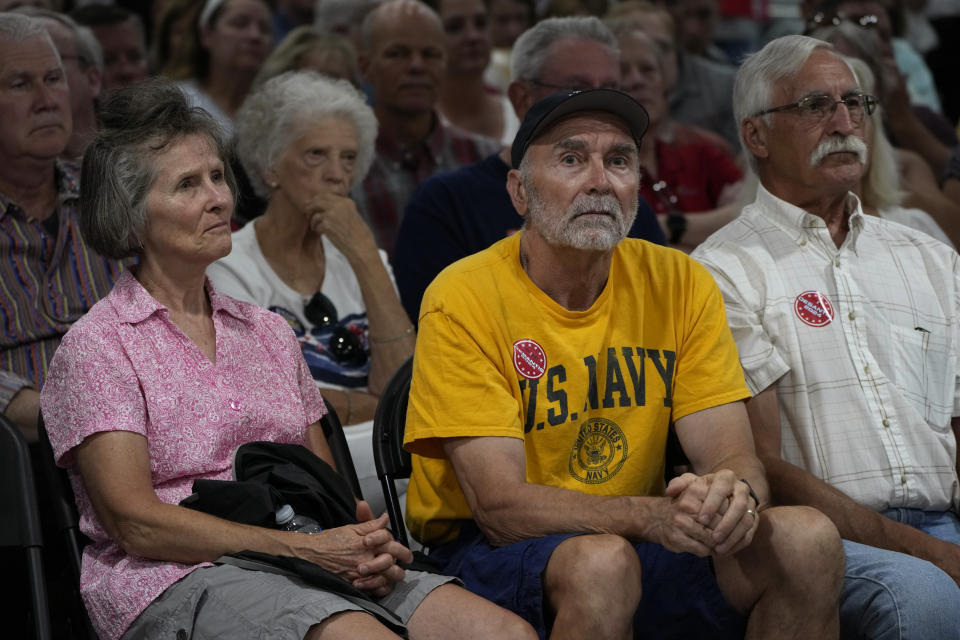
[372,357,415,548]
[35,414,98,640]
[0,413,52,640]
[319,400,364,501]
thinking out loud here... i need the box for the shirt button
[230,400,242,411]
[900,473,907,484]
[834,257,841,267]
[864,364,871,374]
[882,419,890,428]
[848,311,856,320]
[799,239,807,246]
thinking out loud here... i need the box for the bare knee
[759,506,845,589]
[544,534,643,613]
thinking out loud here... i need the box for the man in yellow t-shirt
[404,89,845,639]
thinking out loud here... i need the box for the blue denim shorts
[429,522,745,640]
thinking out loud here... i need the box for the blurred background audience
[70,3,148,90]
[429,0,521,144]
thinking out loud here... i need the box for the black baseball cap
[510,88,650,169]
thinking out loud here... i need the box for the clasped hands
[295,500,412,599]
[655,470,759,558]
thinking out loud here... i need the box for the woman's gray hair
[235,70,378,199]
[510,16,619,83]
[809,22,890,100]
[253,26,359,88]
[844,56,904,210]
[80,78,237,260]
[607,18,664,71]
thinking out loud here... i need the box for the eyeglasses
[752,93,877,125]
[807,11,880,29]
[527,79,620,93]
[304,292,368,367]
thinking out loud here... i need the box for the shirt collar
[111,270,252,325]
[754,183,865,252]
[0,159,79,221]
[374,111,444,166]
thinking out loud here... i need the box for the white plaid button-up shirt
[693,185,960,513]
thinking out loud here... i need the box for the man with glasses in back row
[693,35,960,639]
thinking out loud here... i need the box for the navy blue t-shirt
[393,152,667,323]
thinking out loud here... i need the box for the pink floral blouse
[40,271,326,640]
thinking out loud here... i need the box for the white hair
[235,70,378,199]
[733,34,849,169]
[844,56,904,209]
[510,16,619,83]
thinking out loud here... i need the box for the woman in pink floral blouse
[39,79,534,640]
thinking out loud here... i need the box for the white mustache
[809,135,868,167]
[569,193,623,218]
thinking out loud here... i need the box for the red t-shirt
[640,123,743,215]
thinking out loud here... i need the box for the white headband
[198,0,228,29]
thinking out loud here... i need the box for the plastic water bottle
[275,504,323,534]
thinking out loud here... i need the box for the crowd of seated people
[2,0,960,638]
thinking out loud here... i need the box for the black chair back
[35,414,98,639]
[0,414,52,640]
[372,357,414,548]
[319,401,364,502]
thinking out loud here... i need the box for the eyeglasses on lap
[303,292,368,367]
[752,93,877,126]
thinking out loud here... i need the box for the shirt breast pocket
[889,324,955,430]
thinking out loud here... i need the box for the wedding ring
[746,508,757,520]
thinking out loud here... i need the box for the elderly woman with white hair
[207,71,415,513]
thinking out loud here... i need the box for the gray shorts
[121,563,456,640]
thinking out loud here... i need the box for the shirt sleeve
[671,260,753,419]
[404,305,523,460]
[694,253,791,395]
[39,318,147,466]
[262,310,326,426]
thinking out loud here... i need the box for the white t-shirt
[207,221,400,392]
[207,221,405,517]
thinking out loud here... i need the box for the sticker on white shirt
[794,291,835,327]
[514,338,547,379]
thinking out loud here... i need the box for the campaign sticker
[513,339,546,379]
[794,291,834,327]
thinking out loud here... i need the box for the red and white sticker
[513,339,546,379]
[794,291,834,327]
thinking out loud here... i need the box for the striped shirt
[692,185,960,514]
[0,162,125,410]
[352,112,500,257]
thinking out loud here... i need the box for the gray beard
[525,183,637,251]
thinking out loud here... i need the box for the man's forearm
[762,454,954,562]
[4,387,40,443]
[463,479,664,547]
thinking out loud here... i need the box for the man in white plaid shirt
[693,34,960,640]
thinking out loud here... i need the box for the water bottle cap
[275,504,294,525]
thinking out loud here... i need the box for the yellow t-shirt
[404,232,749,546]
